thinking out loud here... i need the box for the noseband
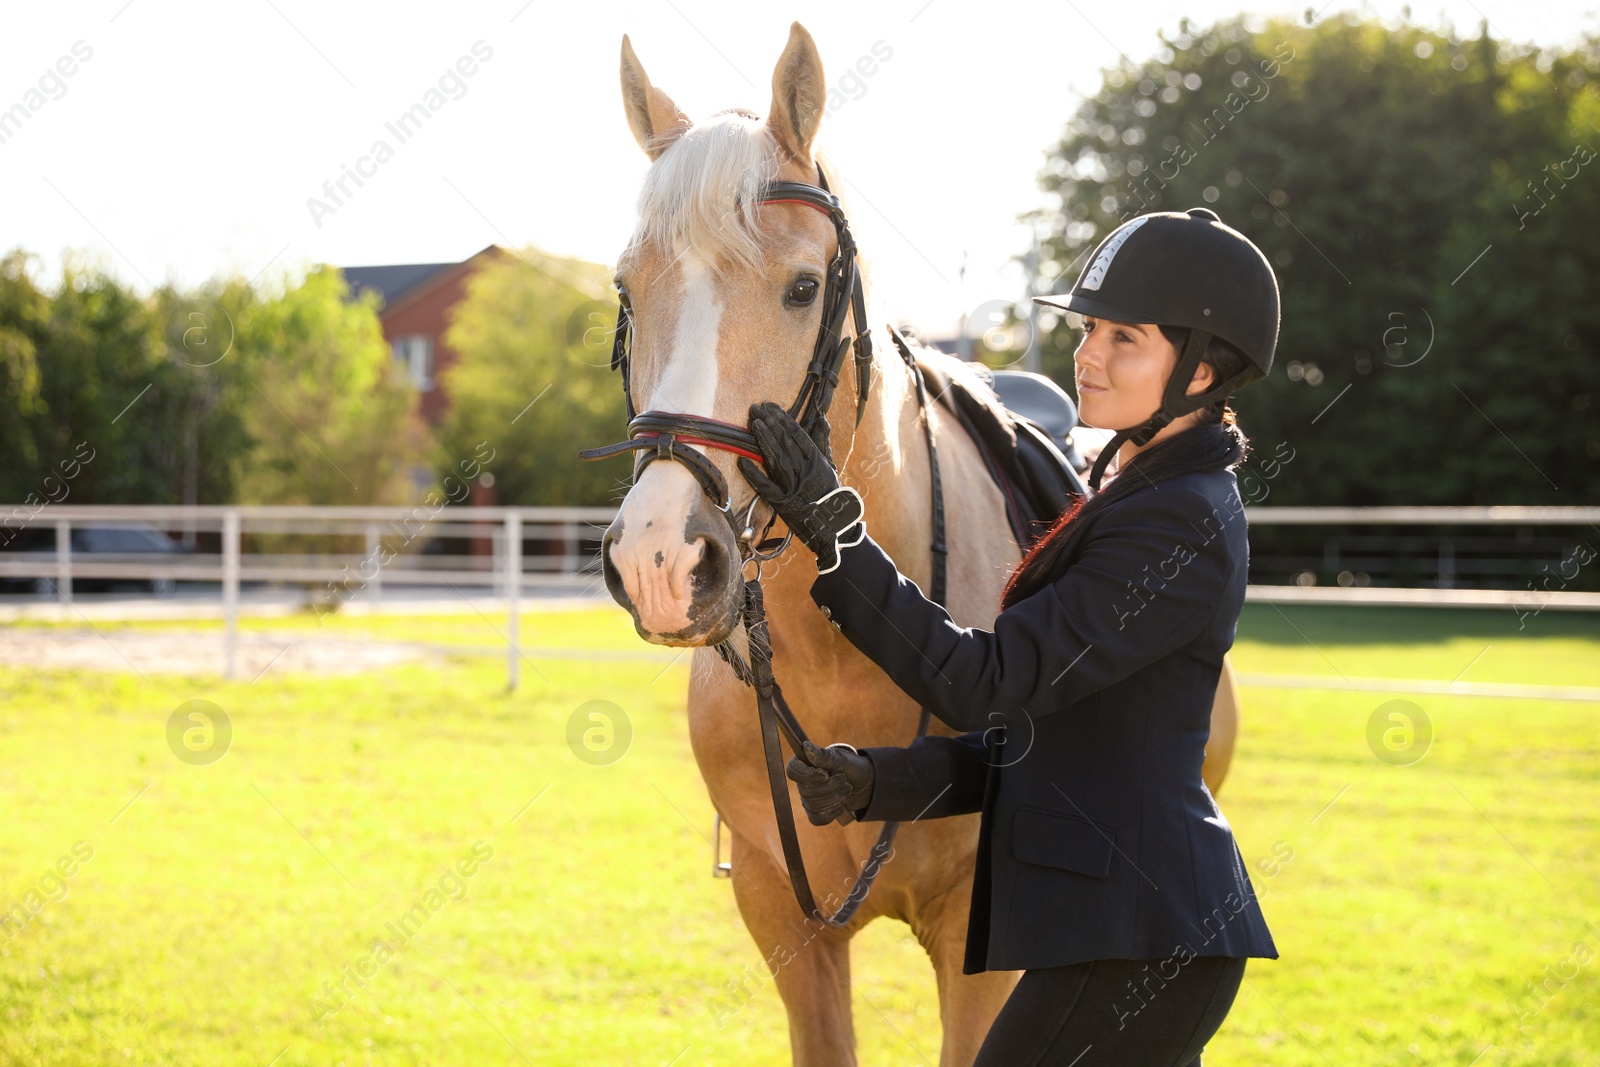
[580,163,946,929]
[578,165,873,539]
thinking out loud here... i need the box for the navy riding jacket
[809,464,1278,974]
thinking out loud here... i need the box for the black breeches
[972,955,1248,1067]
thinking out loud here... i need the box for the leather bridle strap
[762,174,875,434]
[721,332,944,928]
[578,166,874,491]
[896,326,949,605]
[739,575,919,927]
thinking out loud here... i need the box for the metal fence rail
[1242,505,1600,608]
[0,505,615,685]
[2,504,1596,685]
[1244,506,1600,524]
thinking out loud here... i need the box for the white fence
[1240,504,1600,611]
[0,504,615,687]
[1,504,1597,686]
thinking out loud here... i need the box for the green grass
[1232,604,1600,688]
[0,603,1595,1064]
[8,601,649,653]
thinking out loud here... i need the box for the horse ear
[767,22,826,166]
[621,34,690,160]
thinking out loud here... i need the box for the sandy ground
[0,627,442,677]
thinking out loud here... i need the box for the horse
[595,23,1243,1065]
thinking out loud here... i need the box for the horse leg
[726,829,859,1067]
[909,882,1018,1067]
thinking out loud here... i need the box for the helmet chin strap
[1086,327,1251,492]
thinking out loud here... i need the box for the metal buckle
[738,496,760,546]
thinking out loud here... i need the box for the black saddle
[895,332,1087,551]
[988,370,1086,473]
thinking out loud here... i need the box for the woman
[738,207,1280,1066]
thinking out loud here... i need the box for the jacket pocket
[1011,804,1116,878]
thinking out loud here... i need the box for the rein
[579,166,946,927]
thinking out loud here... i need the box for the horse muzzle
[600,492,745,646]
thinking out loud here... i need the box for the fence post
[506,510,521,691]
[366,523,382,606]
[491,518,502,600]
[54,518,71,610]
[223,509,240,680]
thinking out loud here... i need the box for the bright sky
[3,0,1595,335]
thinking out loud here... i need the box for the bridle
[578,166,874,540]
[579,164,947,928]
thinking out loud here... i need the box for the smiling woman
[1070,316,1252,446]
[1073,316,1214,432]
[1037,206,1276,491]
[750,203,1285,1066]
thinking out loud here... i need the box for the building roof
[340,261,458,308]
[337,246,507,315]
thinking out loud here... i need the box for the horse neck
[840,335,930,561]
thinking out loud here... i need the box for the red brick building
[340,245,507,426]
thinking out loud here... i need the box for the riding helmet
[1034,207,1279,489]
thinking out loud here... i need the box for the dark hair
[999,419,1250,610]
[1155,325,1253,426]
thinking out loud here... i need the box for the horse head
[598,23,867,647]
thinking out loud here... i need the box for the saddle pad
[894,331,1087,550]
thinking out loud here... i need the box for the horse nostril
[600,524,632,611]
[689,533,729,601]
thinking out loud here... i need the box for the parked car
[0,523,191,596]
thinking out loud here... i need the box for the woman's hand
[737,402,866,574]
[785,741,875,825]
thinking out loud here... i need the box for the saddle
[895,331,1088,551]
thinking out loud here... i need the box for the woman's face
[1072,315,1182,430]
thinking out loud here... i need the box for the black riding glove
[737,401,865,574]
[785,740,875,826]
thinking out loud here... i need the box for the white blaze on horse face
[611,249,725,636]
[652,250,722,416]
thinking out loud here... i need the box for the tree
[0,253,48,490]
[229,268,425,506]
[0,256,425,511]
[0,250,234,506]
[1034,14,1600,506]
[146,278,254,507]
[436,249,625,505]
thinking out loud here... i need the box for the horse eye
[785,278,819,308]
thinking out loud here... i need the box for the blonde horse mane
[623,108,864,289]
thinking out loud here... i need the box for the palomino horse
[598,23,1243,1066]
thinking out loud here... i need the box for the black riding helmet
[1034,207,1280,491]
